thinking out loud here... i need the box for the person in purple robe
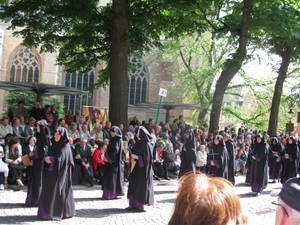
[37,127,75,220]
[247,133,268,196]
[126,126,154,212]
[25,120,51,206]
[102,126,124,200]
[179,129,196,178]
[207,135,228,179]
[268,137,283,183]
[280,136,298,185]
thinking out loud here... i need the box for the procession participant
[247,134,268,196]
[207,135,228,180]
[126,126,154,212]
[224,134,235,184]
[269,137,284,183]
[25,120,51,206]
[179,129,196,178]
[280,136,298,185]
[37,127,75,220]
[102,126,124,200]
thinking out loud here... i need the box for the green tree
[249,0,300,136]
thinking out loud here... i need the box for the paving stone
[0,175,282,225]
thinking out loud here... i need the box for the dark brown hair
[168,174,248,225]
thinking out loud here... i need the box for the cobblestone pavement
[0,174,281,225]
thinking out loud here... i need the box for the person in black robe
[280,136,298,185]
[207,135,228,179]
[102,126,124,200]
[268,137,283,183]
[223,134,235,184]
[37,127,75,220]
[247,133,268,196]
[25,120,51,206]
[179,129,196,178]
[126,126,154,211]
[245,137,255,185]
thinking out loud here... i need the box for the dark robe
[127,126,154,209]
[248,134,268,193]
[207,135,228,179]
[25,121,51,206]
[225,136,235,184]
[37,127,75,220]
[179,129,196,178]
[245,141,255,184]
[268,137,283,180]
[280,137,298,185]
[102,126,124,199]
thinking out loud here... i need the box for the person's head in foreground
[168,173,248,225]
[271,177,300,225]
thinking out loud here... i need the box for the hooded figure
[37,127,75,220]
[247,133,268,195]
[102,126,125,200]
[224,134,235,184]
[268,137,284,182]
[280,136,298,185]
[25,120,51,206]
[207,135,228,179]
[126,126,154,211]
[179,129,196,178]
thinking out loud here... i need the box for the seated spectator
[90,124,104,142]
[43,105,54,129]
[92,141,106,185]
[5,138,25,189]
[153,142,165,178]
[12,117,25,145]
[0,116,13,138]
[0,146,9,190]
[196,145,207,173]
[163,143,180,179]
[23,117,36,137]
[88,138,97,155]
[74,138,98,186]
[123,141,130,182]
[271,177,300,225]
[70,138,82,185]
[64,109,74,126]
[18,115,26,133]
[22,136,36,179]
[80,124,91,140]
[236,148,247,175]
[69,122,80,140]
[168,173,248,225]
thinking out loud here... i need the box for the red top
[92,149,105,174]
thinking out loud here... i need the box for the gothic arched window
[9,47,40,82]
[63,70,95,113]
[128,57,148,104]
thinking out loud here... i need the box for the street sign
[158,88,167,97]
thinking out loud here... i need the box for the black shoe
[90,179,99,187]
[153,175,161,181]
[125,206,145,212]
[164,177,171,180]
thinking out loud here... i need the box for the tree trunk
[268,46,292,136]
[198,107,209,123]
[109,0,129,127]
[209,0,252,133]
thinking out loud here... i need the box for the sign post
[155,88,167,125]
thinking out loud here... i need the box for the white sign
[158,88,167,97]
